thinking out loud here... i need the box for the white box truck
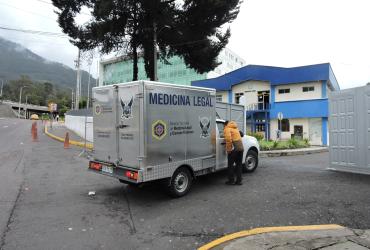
[89,81,260,197]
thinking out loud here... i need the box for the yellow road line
[198,224,344,250]
[44,124,93,150]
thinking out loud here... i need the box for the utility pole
[87,65,91,108]
[75,49,81,110]
[71,89,74,110]
[86,52,93,109]
[153,22,158,81]
[25,95,29,119]
[0,79,3,97]
[96,60,99,87]
[18,86,27,119]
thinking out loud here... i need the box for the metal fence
[66,108,92,117]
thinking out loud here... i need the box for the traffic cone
[64,132,70,149]
[32,122,38,142]
[31,122,35,134]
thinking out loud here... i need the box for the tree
[52,0,241,81]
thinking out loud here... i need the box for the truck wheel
[243,150,258,173]
[168,167,192,198]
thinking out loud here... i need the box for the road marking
[198,224,344,250]
[2,126,8,128]
[44,124,93,149]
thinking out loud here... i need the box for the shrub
[288,138,298,148]
[247,132,264,141]
[260,138,310,151]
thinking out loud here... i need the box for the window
[278,119,290,132]
[303,86,315,92]
[235,93,244,104]
[216,95,223,102]
[278,88,290,94]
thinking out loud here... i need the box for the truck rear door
[93,86,117,163]
[117,83,143,169]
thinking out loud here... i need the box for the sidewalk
[260,146,328,158]
[43,121,93,149]
[200,225,370,250]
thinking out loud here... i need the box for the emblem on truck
[152,120,167,140]
[199,117,211,138]
[120,97,134,119]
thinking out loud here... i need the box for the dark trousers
[227,150,243,183]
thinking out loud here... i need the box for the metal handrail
[245,102,270,111]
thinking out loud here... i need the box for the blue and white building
[192,63,340,145]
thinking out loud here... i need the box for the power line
[0,1,57,21]
[0,26,69,38]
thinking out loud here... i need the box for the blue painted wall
[270,85,275,104]
[270,99,328,119]
[228,90,232,103]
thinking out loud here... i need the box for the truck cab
[215,119,259,173]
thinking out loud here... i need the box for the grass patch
[259,138,310,151]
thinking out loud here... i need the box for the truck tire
[243,150,258,173]
[168,167,192,198]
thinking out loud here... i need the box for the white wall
[270,118,309,141]
[232,80,270,108]
[65,115,94,142]
[216,91,228,102]
[270,118,324,145]
[275,81,323,102]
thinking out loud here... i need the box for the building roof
[192,63,340,91]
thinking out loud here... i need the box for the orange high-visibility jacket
[223,121,243,153]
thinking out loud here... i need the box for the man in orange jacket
[223,120,244,185]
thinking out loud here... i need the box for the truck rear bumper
[88,161,143,184]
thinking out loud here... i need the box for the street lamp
[25,95,29,119]
[153,24,171,81]
[18,86,28,119]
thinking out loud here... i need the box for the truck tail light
[125,170,138,180]
[89,162,102,171]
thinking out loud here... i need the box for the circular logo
[95,104,102,115]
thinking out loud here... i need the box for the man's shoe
[234,182,243,185]
[225,181,234,185]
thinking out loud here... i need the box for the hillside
[0,36,95,94]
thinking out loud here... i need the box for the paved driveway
[1,118,370,250]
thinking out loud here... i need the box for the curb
[44,125,93,150]
[260,147,328,157]
[198,224,343,250]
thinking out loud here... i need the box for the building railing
[246,102,271,111]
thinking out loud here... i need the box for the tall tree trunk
[132,38,138,81]
[150,22,156,81]
[132,2,139,81]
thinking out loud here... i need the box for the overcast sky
[0,0,369,89]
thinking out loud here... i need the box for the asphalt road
[0,117,370,250]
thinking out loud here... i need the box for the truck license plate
[102,165,113,174]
